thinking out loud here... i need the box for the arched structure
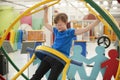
[0,0,119,80]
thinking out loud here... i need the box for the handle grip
[71,60,83,66]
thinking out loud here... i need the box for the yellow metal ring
[35,46,71,80]
[36,46,70,63]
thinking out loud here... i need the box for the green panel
[0,6,13,10]
[84,0,120,40]
[0,6,20,36]
[13,30,19,50]
[32,17,43,30]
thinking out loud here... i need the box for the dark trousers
[30,56,64,80]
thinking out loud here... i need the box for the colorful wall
[0,6,20,36]
[0,5,44,36]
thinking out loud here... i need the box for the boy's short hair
[54,13,68,24]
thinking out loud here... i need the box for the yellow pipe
[9,0,60,79]
[12,45,71,80]
[36,46,70,63]
[11,54,36,80]
[101,7,119,29]
[62,62,70,80]
[115,61,120,80]
[84,3,111,28]
[26,0,60,16]
[36,46,71,80]
[0,0,57,47]
[85,2,120,80]
[115,41,120,80]
[84,2,120,31]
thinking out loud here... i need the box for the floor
[2,42,117,80]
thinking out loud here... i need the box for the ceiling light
[59,3,66,7]
[96,1,100,5]
[112,1,118,5]
[72,1,78,7]
[103,1,108,5]
[54,4,59,8]
[105,7,109,9]
[79,8,84,11]
[113,6,118,9]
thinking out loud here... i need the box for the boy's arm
[75,19,100,35]
[44,6,53,32]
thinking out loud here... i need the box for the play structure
[0,0,120,80]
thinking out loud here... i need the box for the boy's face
[56,20,67,31]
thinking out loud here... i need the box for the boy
[30,6,100,80]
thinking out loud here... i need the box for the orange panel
[27,30,45,42]
[104,25,117,41]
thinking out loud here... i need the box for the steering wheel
[97,36,111,48]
